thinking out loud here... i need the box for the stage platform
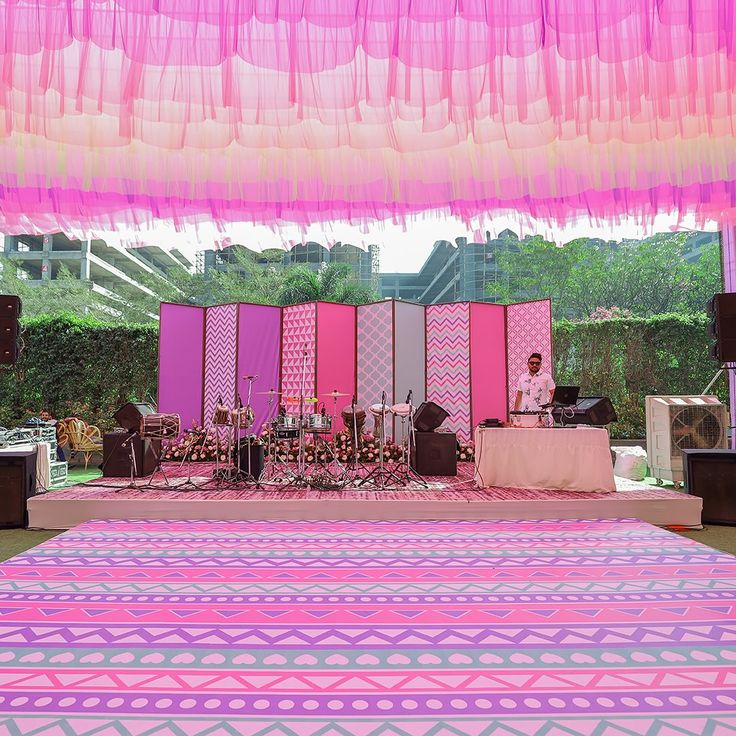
[27,462,702,529]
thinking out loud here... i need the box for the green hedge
[553,313,730,438]
[0,312,728,439]
[0,315,158,431]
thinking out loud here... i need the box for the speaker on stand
[0,294,21,365]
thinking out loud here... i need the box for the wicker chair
[57,417,103,470]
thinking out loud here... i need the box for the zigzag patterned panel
[281,302,317,413]
[426,302,471,439]
[506,300,553,408]
[357,301,394,432]
[203,303,238,425]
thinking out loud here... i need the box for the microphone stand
[397,391,427,487]
[116,430,141,492]
[357,391,403,489]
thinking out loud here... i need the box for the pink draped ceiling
[1,0,736,236]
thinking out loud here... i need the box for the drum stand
[393,399,428,488]
[357,392,403,489]
[231,377,263,488]
[308,394,348,489]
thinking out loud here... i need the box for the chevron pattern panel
[281,302,317,413]
[203,303,238,425]
[357,301,394,427]
[426,302,471,439]
[506,299,553,408]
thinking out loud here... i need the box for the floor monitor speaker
[553,396,617,426]
[683,449,736,525]
[102,432,160,477]
[113,402,156,432]
[412,402,450,433]
[411,432,457,476]
[0,450,37,528]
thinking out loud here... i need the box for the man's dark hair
[528,352,542,362]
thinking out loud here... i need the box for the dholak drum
[273,414,299,438]
[140,413,180,439]
[341,405,366,447]
[509,411,546,428]
[213,404,231,426]
[231,406,255,429]
[306,413,332,433]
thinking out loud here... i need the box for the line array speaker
[0,295,21,365]
[708,292,736,363]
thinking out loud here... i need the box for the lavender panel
[357,302,394,435]
[237,304,282,435]
[157,303,204,430]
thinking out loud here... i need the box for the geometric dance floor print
[0,518,734,735]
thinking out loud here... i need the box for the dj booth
[474,426,616,493]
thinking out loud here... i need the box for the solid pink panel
[470,303,508,427]
[316,302,356,431]
[157,303,205,431]
[505,299,554,409]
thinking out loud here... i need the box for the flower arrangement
[166,423,475,463]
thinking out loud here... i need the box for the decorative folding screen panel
[470,303,508,425]
[505,299,554,408]
[357,300,425,439]
[281,302,317,413]
[158,303,205,431]
[202,303,239,428]
[426,303,472,439]
[236,304,282,434]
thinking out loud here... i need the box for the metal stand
[702,364,735,395]
[115,431,142,491]
[357,392,403,489]
[231,376,263,487]
[394,393,428,487]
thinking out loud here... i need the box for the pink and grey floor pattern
[0,518,734,735]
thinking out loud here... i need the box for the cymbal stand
[357,392,403,489]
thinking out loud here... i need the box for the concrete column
[722,226,736,448]
[3,235,14,254]
[80,240,91,280]
[41,234,52,280]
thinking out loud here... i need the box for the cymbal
[322,390,350,397]
[256,389,282,395]
[284,396,318,404]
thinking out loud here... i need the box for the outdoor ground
[2,466,734,562]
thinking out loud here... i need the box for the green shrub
[553,313,730,438]
[0,314,158,431]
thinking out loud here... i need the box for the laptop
[551,385,580,407]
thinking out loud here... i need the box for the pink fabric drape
[2,0,736,235]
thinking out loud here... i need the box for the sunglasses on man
[528,360,541,366]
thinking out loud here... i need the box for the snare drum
[212,404,231,426]
[306,413,332,432]
[273,414,300,438]
[140,413,180,439]
[509,411,546,428]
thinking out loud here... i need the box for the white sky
[97,212,718,273]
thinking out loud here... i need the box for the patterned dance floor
[0,518,734,735]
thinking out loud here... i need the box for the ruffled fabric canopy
[1,0,736,237]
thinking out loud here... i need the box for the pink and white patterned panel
[505,299,553,408]
[426,302,471,439]
[281,302,317,414]
[357,301,394,423]
[203,303,238,426]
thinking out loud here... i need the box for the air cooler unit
[645,395,729,488]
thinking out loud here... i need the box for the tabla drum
[369,403,390,437]
[140,413,180,439]
[213,404,231,426]
[231,406,255,429]
[341,405,366,447]
[509,411,546,428]
[306,413,332,432]
[391,402,412,418]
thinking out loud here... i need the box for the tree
[491,232,722,320]
[277,262,377,306]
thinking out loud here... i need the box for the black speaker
[235,443,265,478]
[113,402,156,432]
[683,449,736,525]
[0,450,37,528]
[708,293,736,362]
[553,396,617,426]
[0,295,21,365]
[103,432,160,477]
[411,432,457,476]
[412,401,450,432]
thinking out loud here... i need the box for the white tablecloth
[474,427,616,493]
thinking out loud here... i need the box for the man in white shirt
[514,353,555,412]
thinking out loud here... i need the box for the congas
[231,406,255,429]
[273,414,299,438]
[341,405,366,447]
[306,413,332,432]
[508,411,546,428]
[212,404,231,426]
[140,413,180,439]
[390,402,412,418]
[369,403,390,438]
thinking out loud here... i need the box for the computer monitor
[551,385,580,407]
